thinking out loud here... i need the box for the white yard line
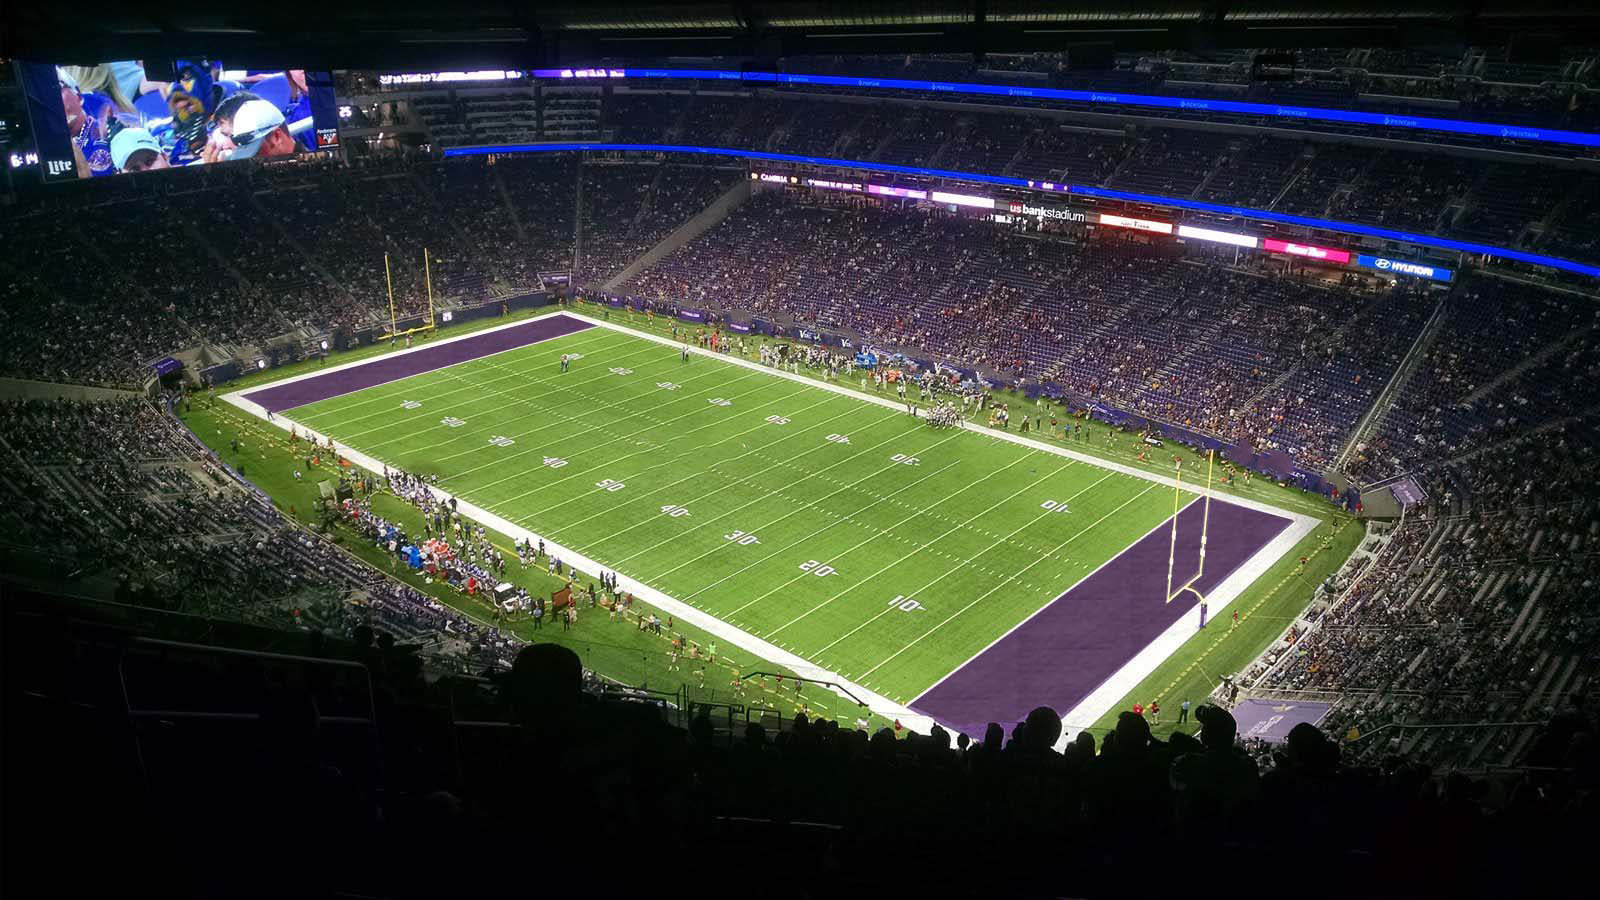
[912,496,1200,702]
[224,311,1320,737]
[770,463,1092,641]
[609,422,960,570]
[1054,513,1317,746]
[856,481,1162,682]
[252,311,602,412]
[526,397,866,526]
[296,327,628,428]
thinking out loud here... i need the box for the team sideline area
[225,311,1314,736]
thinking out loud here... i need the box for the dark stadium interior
[3,3,1599,898]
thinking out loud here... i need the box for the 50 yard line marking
[855,480,1162,682]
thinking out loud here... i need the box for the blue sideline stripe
[443,141,1600,277]
[529,67,1600,150]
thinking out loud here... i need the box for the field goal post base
[1165,449,1217,605]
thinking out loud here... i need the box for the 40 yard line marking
[855,480,1162,681]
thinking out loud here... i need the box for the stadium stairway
[599,176,753,294]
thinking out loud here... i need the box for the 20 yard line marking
[715,451,1043,619]
[855,481,1162,680]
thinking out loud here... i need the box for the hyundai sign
[1356,255,1454,283]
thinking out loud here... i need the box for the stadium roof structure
[8,1,1600,69]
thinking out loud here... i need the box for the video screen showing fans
[16,59,340,181]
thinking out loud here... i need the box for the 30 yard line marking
[855,480,1162,680]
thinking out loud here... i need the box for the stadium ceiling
[5,1,1600,69]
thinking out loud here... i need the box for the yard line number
[825,433,851,444]
[488,435,515,447]
[724,531,761,545]
[708,398,733,407]
[543,456,568,469]
[401,400,422,409]
[660,505,691,518]
[888,595,925,612]
[1040,499,1071,512]
[595,478,626,492]
[891,453,920,465]
[766,415,790,425]
[441,417,466,428]
[799,559,838,577]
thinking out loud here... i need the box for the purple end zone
[243,314,594,413]
[912,498,1291,739]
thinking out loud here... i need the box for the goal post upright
[1165,448,1217,604]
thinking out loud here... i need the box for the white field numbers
[660,505,690,517]
[595,479,625,492]
[441,417,466,428]
[1040,499,1071,512]
[488,435,515,447]
[609,367,634,376]
[891,454,920,465]
[888,595,924,612]
[766,415,790,425]
[825,434,851,444]
[543,456,568,469]
[708,398,733,407]
[657,382,680,391]
[724,531,761,545]
[401,400,422,409]
[799,559,838,577]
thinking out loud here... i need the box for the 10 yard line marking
[855,480,1162,681]
[342,336,690,445]
[292,327,629,427]
[715,451,1043,619]
[787,465,1107,646]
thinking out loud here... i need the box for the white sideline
[226,310,1320,737]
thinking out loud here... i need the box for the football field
[235,312,1311,737]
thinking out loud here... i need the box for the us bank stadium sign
[1008,201,1088,223]
[1355,255,1454,283]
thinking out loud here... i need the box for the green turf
[180,399,879,727]
[281,322,1195,705]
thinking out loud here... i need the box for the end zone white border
[225,310,1323,737]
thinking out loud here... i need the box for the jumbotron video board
[16,60,340,181]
